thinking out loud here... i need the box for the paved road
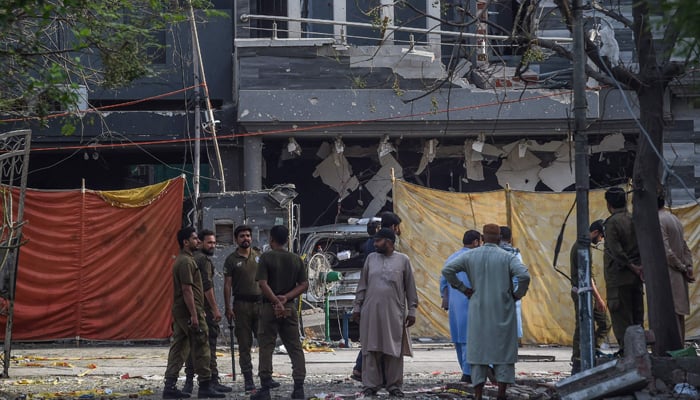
[5,343,574,377]
[0,343,575,399]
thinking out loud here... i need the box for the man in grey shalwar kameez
[442,223,530,400]
[352,228,418,398]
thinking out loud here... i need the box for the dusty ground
[0,343,573,400]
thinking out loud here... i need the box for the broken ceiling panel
[464,140,485,181]
[472,141,505,158]
[526,140,565,152]
[378,136,397,158]
[553,141,574,162]
[539,161,575,192]
[496,158,541,191]
[504,146,542,171]
[362,154,403,217]
[332,137,346,167]
[591,133,625,153]
[415,139,439,175]
[280,137,302,162]
[316,141,332,159]
[363,195,387,218]
[312,153,359,200]
[539,141,575,191]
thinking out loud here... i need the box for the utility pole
[572,0,594,371]
[192,25,201,227]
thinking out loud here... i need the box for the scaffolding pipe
[240,13,574,42]
[189,2,227,193]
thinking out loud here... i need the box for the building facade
[5,0,699,225]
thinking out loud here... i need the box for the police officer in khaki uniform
[570,220,611,373]
[603,187,644,356]
[224,225,280,392]
[162,227,224,399]
[251,225,308,400]
[183,230,231,394]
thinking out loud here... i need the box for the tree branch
[587,1,633,28]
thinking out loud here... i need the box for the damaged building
[4,0,699,226]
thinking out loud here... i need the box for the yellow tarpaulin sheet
[96,179,174,208]
[393,180,700,345]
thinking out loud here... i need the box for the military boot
[163,378,191,399]
[197,379,226,398]
[182,375,194,394]
[250,387,271,400]
[211,374,232,393]
[243,371,256,391]
[291,379,305,399]
[268,379,281,388]
[260,377,280,389]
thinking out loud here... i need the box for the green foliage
[661,0,700,62]
[392,75,405,97]
[0,0,216,119]
[522,47,546,64]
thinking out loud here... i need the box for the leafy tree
[359,0,697,354]
[542,0,695,355]
[0,0,214,118]
[661,0,700,61]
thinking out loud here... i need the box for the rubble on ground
[556,326,700,400]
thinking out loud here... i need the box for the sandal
[361,388,377,397]
[388,389,405,397]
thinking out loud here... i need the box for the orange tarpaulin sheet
[0,177,184,341]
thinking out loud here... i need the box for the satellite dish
[307,252,341,301]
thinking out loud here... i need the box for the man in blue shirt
[440,230,481,383]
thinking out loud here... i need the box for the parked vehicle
[299,218,378,342]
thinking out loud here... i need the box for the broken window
[214,220,235,245]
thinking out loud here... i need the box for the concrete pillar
[426,0,441,58]
[288,0,301,38]
[333,0,346,42]
[243,135,262,190]
[380,0,394,43]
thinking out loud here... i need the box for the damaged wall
[267,134,633,226]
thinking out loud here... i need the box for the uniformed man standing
[569,220,611,373]
[224,225,280,392]
[182,229,231,394]
[162,227,225,399]
[251,225,308,400]
[603,187,644,356]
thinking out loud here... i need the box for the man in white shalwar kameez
[352,228,418,398]
[658,195,694,342]
[442,224,530,400]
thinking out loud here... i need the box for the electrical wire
[23,88,584,156]
[0,85,201,124]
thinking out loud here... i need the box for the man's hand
[225,308,235,321]
[351,311,360,323]
[273,302,286,319]
[405,315,416,327]
[685,268,696,283]
[212,308,223,323]
[463,287,474,299]
[594,299,607,312]
[441,296,449,311]
[629,263,644,282]
[276,294,288,305]
[189,315,200,332]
